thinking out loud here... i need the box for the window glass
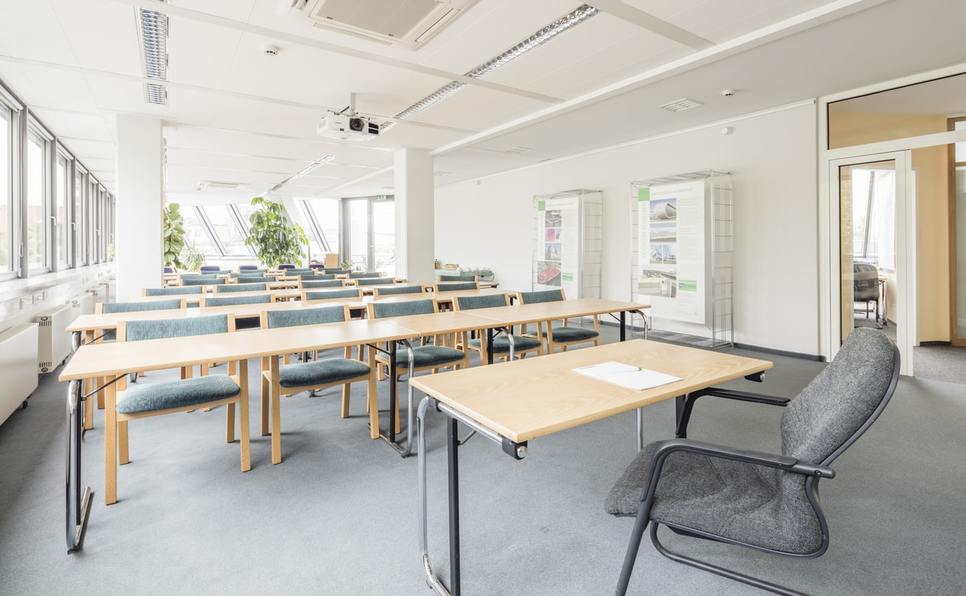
[0,108,10,272]
[56,155,69,268]
[73,170,85,265]
[26,132,46,272]
[235,202,256,233]
[304,198,340,253]
[202,204,249,256]
[345,199,368,271]
[372,199,395,276]
[955,119,966,162]
[182,205,220,257]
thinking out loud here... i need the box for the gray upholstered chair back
[518,289,564,304]
[375,285,424,296]
[204,294,272,307]
[124,314,229,342]
[302,279,343,289]
[324,269,348,275]
[238,265,261,272]
[183,277,225,286]
[217,283,266,293]
[235,275,274,284]
[200,265,221,273]
[370,299,435,319]
[436,281,478,292]
[439,273,476,282]
[357,277,395,286]
[102,299,182,314]
[455,293,508,310]
[295,271,318,279]
[304,289,360,301]
[349,272,381,279]
[287,268,313,275]
[181,273,217,280]
[782,327,899,465]
[266,305,347,329]
[315,273,336,280]
[853,263,879,302]
[144,286,203,296]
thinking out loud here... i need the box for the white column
[393,148,435,282]
[115,114,163,300]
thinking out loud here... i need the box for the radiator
[36,304,74,373]
[0,323,39,426]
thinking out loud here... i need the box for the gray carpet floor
[855,317,966,385]
[1,327,965,595]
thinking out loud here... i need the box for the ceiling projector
[317,112,379,141]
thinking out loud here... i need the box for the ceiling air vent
[286,0,479,50]
[137,0,169,105]
[659,98,703,113]
[197,180,244,191]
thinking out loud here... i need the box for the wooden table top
[59,319,417,381]
[379,311,496,336]
[410,340,772,443]
[470,298,649,325]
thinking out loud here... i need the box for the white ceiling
[0,0,964,202]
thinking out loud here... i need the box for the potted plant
[180,241,204,272]
[163,203,187,269]
[244,197,308,269]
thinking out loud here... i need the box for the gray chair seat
[468,335,542,353]
[382,345,465,367]
[278,358,370,388]
[117,375,240,415]
[604,441,818,554]
[551,326,599,342]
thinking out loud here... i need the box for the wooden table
[410,340,772,596]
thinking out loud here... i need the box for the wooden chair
[259,305,376,463]
[452,293,543,363]
[105,314,249,505]
[366,299,468,383]
[517,288,599,353]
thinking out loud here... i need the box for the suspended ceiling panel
[48,0,143,76]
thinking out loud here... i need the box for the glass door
[343,198,370,271]
[951,121,966,345]
[341,196,395,274]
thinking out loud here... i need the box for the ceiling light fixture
[138,0,170,105]
[389,3,598,124]
[268,154,335,193]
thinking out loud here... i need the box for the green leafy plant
[244,197,308,268]
[163,203,187,268]
[180,241,204,272]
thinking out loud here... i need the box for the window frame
[197,203,253,257]
[0,100,15,281]
[54,146,73,270]
[23,117,53,277]
[339,195,394,273]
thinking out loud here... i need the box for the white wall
[435,103,820,355]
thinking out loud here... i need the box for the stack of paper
[573,361,681,391]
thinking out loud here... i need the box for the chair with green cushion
[180,273,217,280]
[144,285,204,297]
[517,288,599,353]
[366,299,467,382]
[183,277,225,286]
[203,293,273,308]
[258,305,375,463]
[302,288,362,302]
[434,281,479,292]
[314,273,336,280]
[235,275,275,284]
[109,313,251,503]
[349,271,382,279]
[215,282,267,294]
[324,269,348,275]
[96,298,184,341]
[357,277,396,286]
[453,293,543,363]
[439,273,478,282]
[285,268,313,275]
[301,279,344,289]
[372,285,425,297]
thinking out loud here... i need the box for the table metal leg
[65,379,93,554]
[636,408,645,451]
[447,417,461,596]
[486,327,495,365]
[379,340,417,456]
[620,311,626,341]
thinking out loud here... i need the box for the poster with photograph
[534,194,580,296]
[635,179,706,324]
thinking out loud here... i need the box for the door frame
[827,152,915,375]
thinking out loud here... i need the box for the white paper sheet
[572,361,681,391]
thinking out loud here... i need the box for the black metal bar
[486,327,494,365]
[674,395,688,438]
[389,340,397,443]
[65,380,93,554]
[615,498,650,595]
[447,417,461,596]
[620,311,626,341]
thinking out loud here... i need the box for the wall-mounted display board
[532,190,602,299]
[630,172,734,348]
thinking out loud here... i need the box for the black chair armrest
[676,388,790,438]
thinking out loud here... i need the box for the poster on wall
[534,194,580,297]
[635,179,706,324]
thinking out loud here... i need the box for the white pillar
[115,114,163,300]
[393,148,435,282]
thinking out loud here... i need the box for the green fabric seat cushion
[379,345,465,367]
[304,289,360,300]
[370,299,435,318]
[117,375,240,414]
[375,285,424,296]
[204,294,272,307]
[267,305,346,328]
[468,335,542,353]
[436,282,477,291]
[217,283,266,293]
[144,286,203,296]
[519,289,564,304]
[551,326,599,342]
[357,277,396,286]
[125,314,229,341]
[301,279,344,289]
[278,358,371,388]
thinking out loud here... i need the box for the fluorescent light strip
[391,4,598,122]
[139,1,169,104]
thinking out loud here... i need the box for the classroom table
[410,340,772,596]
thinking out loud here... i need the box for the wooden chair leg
[226,402,236,443]
[105,383,118,505]
[368,350,379,439]
[260,357,269,436]
[201,363,209,376]
[238,360,251,472]
[270,356,283,465]
[97,376,105,409]
[118,420,129,465]
[341,383,351,418]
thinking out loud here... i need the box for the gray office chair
[853,262,880,324]
[608,328,900,595]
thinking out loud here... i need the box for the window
[55,153,69,268]
[850,166,896,270]
[344,198,368,271]
[73,169,85,266]
[200,204,250,256]
[25,130,48,273]
[339,196,395,274]
[372,199,395,277]
[181,205,220,258]
[302,198,340,254]
[0,106,11,274]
